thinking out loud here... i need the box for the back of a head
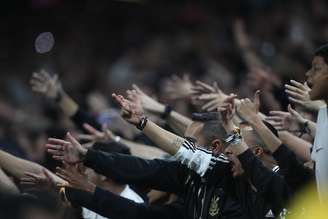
[192,112,227,147]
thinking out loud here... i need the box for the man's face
[224,146,244,178]
[306,56,328,101]
[185,121,245,177]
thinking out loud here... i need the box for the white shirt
[82,185,144,219]
[311,105,328,202]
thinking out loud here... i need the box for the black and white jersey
[174,139,230,177]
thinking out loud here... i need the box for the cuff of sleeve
[174,142,212,177]
[84,149,99,167]
[65,187,94,207]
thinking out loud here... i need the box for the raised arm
[0,149,66,185]
[237,92,313,193]
[65,186,183,219]
[30,70,78,117]
[130,85,192,136]
[30,70,103,131]
[0,167,19,194]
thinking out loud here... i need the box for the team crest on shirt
[209,196,220,216]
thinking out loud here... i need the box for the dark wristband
[136,116,148,131]
[161,105,172,119]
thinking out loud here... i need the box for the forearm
[250,116,282,152]
[143,120,185,155]
[66,187,182,219]
[0,167,19,194]
[58,91,79,117]
[0,150,65,184]
[167,111,193,136]
[278,131,311,161]
[83,149,183,193]
[119,138,168,159]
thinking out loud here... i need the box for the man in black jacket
[47,92,291,219]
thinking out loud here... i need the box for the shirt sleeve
[84,149,187,194]
[174,139,229,177]
[66,187,184,219]
[238,149,290,215]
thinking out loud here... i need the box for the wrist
[79,147,88,162]
[247,114,262,126]
[161,105,172,119]
[223,121,236,133]
[136,116,148,131]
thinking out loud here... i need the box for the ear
[253,146,264,157]
[211,139,223,155]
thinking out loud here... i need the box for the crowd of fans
[0,1,327,219]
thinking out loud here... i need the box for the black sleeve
[272,144,314,193]
[84,149,187,194]
[66,187,184,219]
[238,149,290,215]
[70,108,102,131]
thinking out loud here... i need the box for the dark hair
[192,112,230,147]
[93,141,131,155]
[314,43,328,64]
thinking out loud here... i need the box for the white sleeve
[174,140,215,177]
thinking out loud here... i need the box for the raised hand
[233,19,251,50]
[218,94,237,131]
[127,85,165,114]
[30,69,63,99]
[56,162,96,193]
[191,80,220,95]
[20,168,60,189]
[46,132,87,164]
[163,74,194,100]
[266,104,307,132]
[285,80,325,111]
[77,123,114,147]
[237,90,261,124]
[112,93,144,125]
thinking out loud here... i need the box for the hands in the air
[237,90,261,124]
[30,69,63,99]
[285,80,325,111]
[266,104,307,132]
[56,162,96,193]
[46,132,87,164]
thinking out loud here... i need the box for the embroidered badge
[209,196,220,216]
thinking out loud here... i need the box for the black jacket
[66,148,290,219]
[272,144,314,195]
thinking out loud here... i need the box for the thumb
[66,132,80,146]
[254,90,260,112]
[288,104,298,117]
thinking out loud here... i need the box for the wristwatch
[136,116,148,131]
[224,128,242,146]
